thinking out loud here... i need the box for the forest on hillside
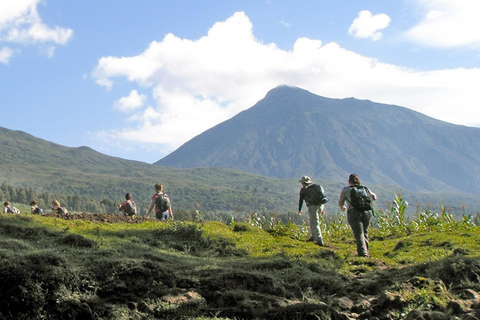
[0,181,306,224]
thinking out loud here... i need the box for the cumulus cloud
[0,0,73,59]
[0,47,13,64]
[406,0,480,48]
[91,11,480,158]
[113,90,147,112]
[348,10,391,41]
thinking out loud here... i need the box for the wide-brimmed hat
[299,176,312,184]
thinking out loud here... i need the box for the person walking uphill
[298,176,328,246]
[146,183,173,221]
[338,173,377,257]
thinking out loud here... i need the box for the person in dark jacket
[298,176,326,246]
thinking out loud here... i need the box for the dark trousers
[347,209,371,257]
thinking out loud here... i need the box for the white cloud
[406,0,480,48]
[348,10,391,41]
[0,46,13,64]
[0,0,73,59]
[91,11,480,158]
[113,90,147,112]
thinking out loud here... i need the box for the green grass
[1,204,480,319]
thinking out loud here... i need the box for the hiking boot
[315,239,325,246]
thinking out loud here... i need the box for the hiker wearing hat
[298,176,328,246]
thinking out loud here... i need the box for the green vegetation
[2,126,480,220]
[1,197,480,319]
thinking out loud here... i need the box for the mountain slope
[0,126,301,212]
[1,125,480,215]
[156,86,480,194]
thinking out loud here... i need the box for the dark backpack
[155,193,170,212]
[349,185,372,211]
[55,207,68,215]
[7,206,20,214]
[304,184,328,205]
[33,207,43,214]
[125,201,137,216]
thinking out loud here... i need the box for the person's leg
[347,209,368,256]
[360,211,371,253]
[308,204,323,245]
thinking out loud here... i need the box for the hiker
[118,193,137,216]
[30,200,44,214]
[52,200,68,215]
[338,173,377,257]
[298,176,328,246]
[146,183,173,221]
[3,201,20,214]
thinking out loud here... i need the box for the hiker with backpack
[30,200,44,214]
[118,193,137,216]
[146,183,173,221]
[338,173,377,257]
[52,200,68,215]
[298,176,328,246]
[3,201,20,214]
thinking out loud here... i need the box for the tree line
[0,181,301,224]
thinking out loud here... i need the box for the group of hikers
[2,183,174,221]
[117,183,173,221]
[298,173,376,257]
[3,199,70,215]
[3,176,373,257]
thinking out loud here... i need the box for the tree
[17,188,27,204]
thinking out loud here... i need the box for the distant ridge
[0,125,303,212]
[156,85,480,194]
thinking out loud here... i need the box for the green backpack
[155,193,171,212]
[304,184,328,205]
[349,185,372,211]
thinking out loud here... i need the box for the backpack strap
[345,185,357,205]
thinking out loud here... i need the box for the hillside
[2,123,480,217]
[1,212,480,319]
[0,126,300,213]
[156,86,480,195]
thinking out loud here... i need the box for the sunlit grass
[2,196,480,319]
[4,193,480,274]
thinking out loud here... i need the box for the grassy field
[1,200,480,319]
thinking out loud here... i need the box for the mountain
[0,126,302,212]
[1,124,480,216]
[156,86,480,194]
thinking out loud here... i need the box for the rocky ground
[2,213,480,319]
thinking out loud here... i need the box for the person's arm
[298,189,305,215]
[338,188,347,211]
[367,188,377,201]
[146,196,156,218]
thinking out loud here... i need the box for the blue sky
[1,0,480,164]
